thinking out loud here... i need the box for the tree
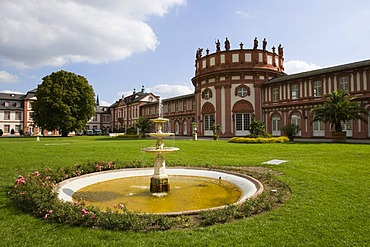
[313,90,368,139]
[135,116,153,137]
[32,70,95,137]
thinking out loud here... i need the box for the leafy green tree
[313,90,368,132]
[32,70,95,137]
[135,116,153,137]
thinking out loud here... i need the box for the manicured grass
[1,136,369,246]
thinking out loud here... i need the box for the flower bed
[229,136,290,143]
[8,162,290,231]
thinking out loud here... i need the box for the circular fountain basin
[141,147,179,153]
[148,133,174,137]
[58,168,263,215]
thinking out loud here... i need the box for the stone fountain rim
[57,167,264,216]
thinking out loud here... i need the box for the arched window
[175,121,179,135]
[291,113,301,136]
[183,121,188,135]
[272,113,281,136]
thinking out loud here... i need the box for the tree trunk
[331,131,346,143]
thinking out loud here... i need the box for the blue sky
[1,0,370,106]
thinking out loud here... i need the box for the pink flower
[119,203,125,209]
[45,176,51,180]
[33,171,41,177]
[15,176,26,185]
[82,208,89,216]
[44,210,53,219]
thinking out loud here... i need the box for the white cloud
[99,100,112,107]
[284,60,322,75]
[117,84,193,101]
[0,71,19,83]
[235,10,252,18]
[0,90,24,94]
[147,84,193,99]
[0,0,186,69]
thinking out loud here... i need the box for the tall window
[4,125,10,133]
[291,84,299,99]
[314,81,322,97]
[291,113,301,136]
[204,114,214,131]
[15,112,22,120]
[313,119,325,137]
[272,114,281,136]
[183,121,188,135]
[183,101,188,111]
[339,76,349,92]
[168,103,172,113]
[272,88,279,102]
[4,111,10,120]
[235,113,251,134]
[15,125,21,133]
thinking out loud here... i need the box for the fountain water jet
[141,99,179,193]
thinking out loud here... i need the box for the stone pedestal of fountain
[142,115,179,193]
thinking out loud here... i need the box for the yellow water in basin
[73,175,242,214]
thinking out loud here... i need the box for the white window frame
[272,114,281,136]
[235,113,251,136]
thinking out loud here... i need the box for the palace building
[2,37,369,139]
[141,37,370,139]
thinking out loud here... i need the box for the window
[313,118,325,137]
[232,54,239,62]
[204,89,212,100]
[235,85,250,98]
[314,81,322,97]
[15,112,22,120]
[92,114,97,121]
[339,76,349,92]
[15,125,21,133]
[272,88,279,102]
[272,114,281,136]
[291,84,299,99]
[291,113,301,136]
[235,113,250,131]
[183,101,188,111]
[4,125,10,133]
[4,111,10,120]
[4,101,10,107]
[175,102,179,112]
[204,114,214,131]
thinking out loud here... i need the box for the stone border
[58,167,264,216]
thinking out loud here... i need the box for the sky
[1,0,370,106]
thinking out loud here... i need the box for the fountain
[58,99,263,215]
[141,99,179,193]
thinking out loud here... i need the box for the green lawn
[1,136,369,246]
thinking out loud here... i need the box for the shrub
[228,136,289,143]
[0,129,3,136]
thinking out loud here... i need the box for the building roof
[162,93,194,102]
[265,59,370,84]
